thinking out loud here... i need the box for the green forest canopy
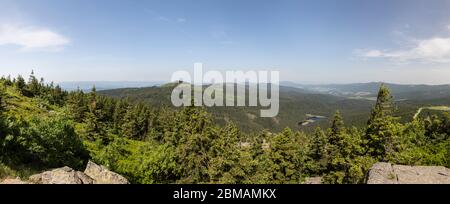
[0,73,449,184]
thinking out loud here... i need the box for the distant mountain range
[60,81,450,98]
[280,82,450,100]
[58,81,164,92]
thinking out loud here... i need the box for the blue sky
[1,0,450,84]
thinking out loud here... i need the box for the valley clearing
[413,106,450,119]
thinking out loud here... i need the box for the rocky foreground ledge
[3,161,449,184]
[304,162,450,184]
[1,161,129,184]
[367,162,450,184]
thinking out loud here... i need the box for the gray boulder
[367,162,450,184]
[0,177,31,184]
[367,162,397,184]
[84,161,129,184]
[29,166,93,184]
[27,161,129,184]
[304,177,322,184]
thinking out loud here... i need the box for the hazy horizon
[55,80,450,86]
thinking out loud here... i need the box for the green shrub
[16,116,89,170]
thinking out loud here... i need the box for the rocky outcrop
[367,162,450,184]
[0,177,31,184]
[84,161,129,184]
[26,161,129,184]
[304,177,322,184]
[367,162,397,184]
[29,166,94,184]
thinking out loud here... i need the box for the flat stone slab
[0,178,31,184]
[84,161,129,184]
[367,162,450,184]
[29,166,94,184]
[304,177,322,184]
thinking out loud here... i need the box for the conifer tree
[308,127,328,174]
[0,86,11,158]
[112,99,129,132]
[323,111,347,182]
[15,75,26,94]
[67,89,88,122]
[0,85,6,127]
[364,84,401,160]
[121,103,150,139]
[174,106,213,183]
[3,75,12,86]
[0,86,5,113]
[207,123,257,183]
[84,86,107,142]
[326,111,348,167]
[323,112,372,184]
[26,70,40,97]
[329,110,344,146]
[267,128,303,183]
[52,84,66,106]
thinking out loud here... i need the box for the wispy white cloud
[176,18,186,23]
[356,37,450,63]
[356,26,450,64]
[155,16,170,22]
[0,24,70,52]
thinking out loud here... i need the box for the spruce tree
[26,70,40,97]
[50,85,66,106]
[207,123,257,183]
[0,86,5,113]
[15,75,26,94]
[324,111,347,182]
[112,99,129,132]
[121,104,137,139]
[175,106,213,183]
[67,89,88,122]
[0,86,7,156]
[3,75,12,86]
[364,84,400,160]
[329,110,344,146]
[323,112,371,184]
[84,86,107,142]
[325,111,347,169]
[308,127,328,174]
[267,128,303,183]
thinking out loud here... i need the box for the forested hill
[98,84,375,132]
[98,82,450,132]
[1,74,449,184]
